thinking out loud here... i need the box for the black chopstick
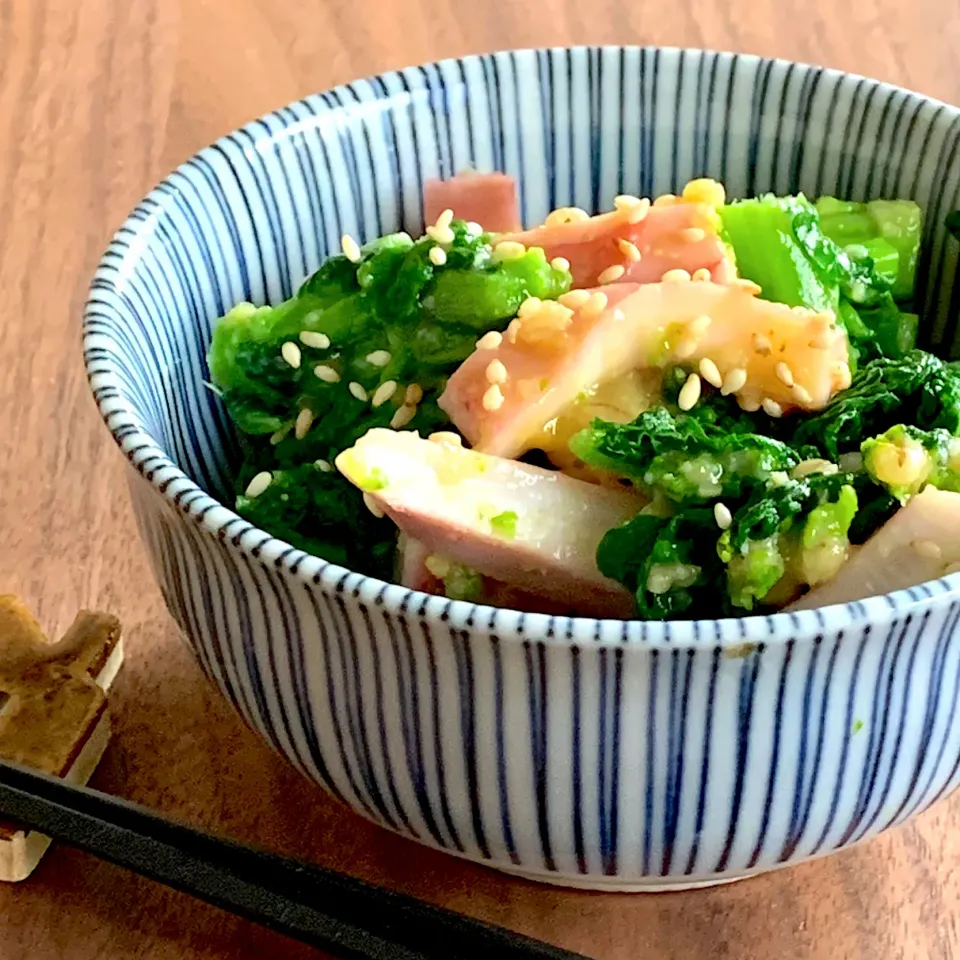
[0,761,589,960]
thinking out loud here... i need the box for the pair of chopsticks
[0,761,589,960]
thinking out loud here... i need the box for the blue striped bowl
[84,47,960,890]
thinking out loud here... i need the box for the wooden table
[2,1,960,957]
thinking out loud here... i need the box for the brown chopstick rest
[0,596,124,881]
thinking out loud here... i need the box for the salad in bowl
[206,172,956,620]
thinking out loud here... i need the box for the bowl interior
[85,46,960,516]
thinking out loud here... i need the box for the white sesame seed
[762,398,783,418]
[581,292,608,319]
[699,357,723,388]
[314,364,340,383]
[678,373,702,411]
[914,539,943,560]
[348,381,369,402]
[476,330,503,351]
[299,330,331,349]
[623,196,651,224]
[486,359,508,384]
[518,297,543,318]
[315,459,333,472]
[792,383,813,406]
[405,383,423,405]
[735,279,762,295]
[550,256,571,271]
[365,350,392,367]
[244,471,273,499]
[270,425,292,445]
[482,383,505,411]
[674,337,698,360]
[341,234,361,262]
[775,362,795,387]
[738,395,762,412]
[493,240,527,261]
[466,221,483,236]
[426,224,455,245]
[435,208,454,229]
[617,238,642,262]
[429,245,447,266]
[681,227,707,243]
[363,493,385,518]
[662,268,692,283]
[613,194,643,211]
[691,267,713,282]
[753,333,772,354]
[559,289,591,309]
[714,502,733,530]
[545,206,590,226]
[281,341,302,369]
[793,458,839,479]
[295,407,314,440]
[390,404,417,429]
[598,264,626,284]
[372,380,398,407]
[721,367,748,395]
[429,431,463,446]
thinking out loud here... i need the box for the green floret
[489,510,518,540]
[718,474,858,610]
[209,222,572,575]
[790,351,960,459]
[443,564,484,603]
[724,536,785,612]
[800,484,859,587]
[570,403,800,505]
[861,424,960,502]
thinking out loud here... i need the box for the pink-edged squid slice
[423,172,521,233]
[336,429,642,617]
[439,280,851,460]
[496,201,736,288]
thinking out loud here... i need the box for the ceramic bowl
[83,47,960,890]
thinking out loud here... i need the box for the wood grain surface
[2,1,960,957]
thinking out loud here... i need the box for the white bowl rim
[83,44,960,649]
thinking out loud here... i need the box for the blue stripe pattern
[85,47,960,888]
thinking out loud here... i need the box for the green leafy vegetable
[719,194,837,312]
[791,351,960,458]
[596,508,726,619]
[209,222,572,575]
[718,473,858,609]
[235,462,395,577]
[816,197,922,300]
[720,193,920,366]
[570,405,800,504]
